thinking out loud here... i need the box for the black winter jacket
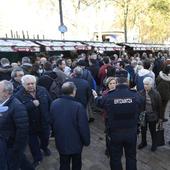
[15,86,52,132]
[0,96,29,152]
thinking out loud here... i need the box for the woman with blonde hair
[102,77,117,157]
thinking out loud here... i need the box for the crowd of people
[0,51,170,170]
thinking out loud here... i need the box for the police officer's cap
[77,60,86,66]
[115,70,128,78]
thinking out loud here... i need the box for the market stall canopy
[35,40,91,51]
[125,43,170,51]
[0,39,40,52]
[84,42,123,51]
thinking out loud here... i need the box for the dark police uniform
[95,76,143,170]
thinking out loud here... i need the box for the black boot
[138,142,147,149]
[138,129,147,149]
[150,123,157,152]
[151,145,157,152]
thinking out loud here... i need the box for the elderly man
[21,56,32,75]
[0,58,12,81]
[10,66,24,93]
[0,80,34,170]
[50,82,90,170]
[15,75,52,168]
[69,66,92,109]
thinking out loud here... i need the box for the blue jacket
[82,69,96,90]
[15,86,52,133]
[68,77,92,108]
[50,95,90,154]
[95,84,143,132]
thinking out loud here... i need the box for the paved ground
[29,108,170,170]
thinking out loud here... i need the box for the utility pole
[124,0,129,43]
[58,0,67,40]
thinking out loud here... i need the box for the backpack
[47,76,63,100]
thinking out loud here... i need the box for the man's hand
[92,89,98,98]
[33,100,40,107]
[158,119,163,124]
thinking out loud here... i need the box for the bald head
[61,82,77,97]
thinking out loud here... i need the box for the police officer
[93,70,143,170]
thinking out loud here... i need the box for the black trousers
[59,153,82,170]
[141,121,157,147]
[8,150,34,170]
[105,118,111,155]
[29,127,50,162]
[110,131,137,170]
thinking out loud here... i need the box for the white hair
[143,77,154,86]
[0,80,13,95]
[21,75,36,86]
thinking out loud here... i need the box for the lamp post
[58,0,67,40]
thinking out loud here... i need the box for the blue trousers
[110,131,137,170]
[0,136,8,170]
[59,153,82,170]
[29,128,50,162]
[7,149,34,170]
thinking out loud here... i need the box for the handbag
[139,111,146,127]
[145,112,158,122]
[156,122,165,147]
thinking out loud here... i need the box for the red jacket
[98,64,111,85]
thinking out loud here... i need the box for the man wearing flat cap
[115,70,128,78]
[93,70,143,170]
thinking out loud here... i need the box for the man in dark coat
[50,82,90,170]
[77,60,96,122]
[38,61,63,100]
[69,66,92,108]
[21,56,32,75]
[0,80,34,170]
[0,58,12,81]
[15,75,52,168]
[10,66,24,94]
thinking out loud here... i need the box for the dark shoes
[151,145,157,152]
[43,148,51,156]
[138,142,147,149]
[105,149,110,158]
[32,148,51,168]
[163,118,168,122]
[138,142,157,152]
[88,118,95,123]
